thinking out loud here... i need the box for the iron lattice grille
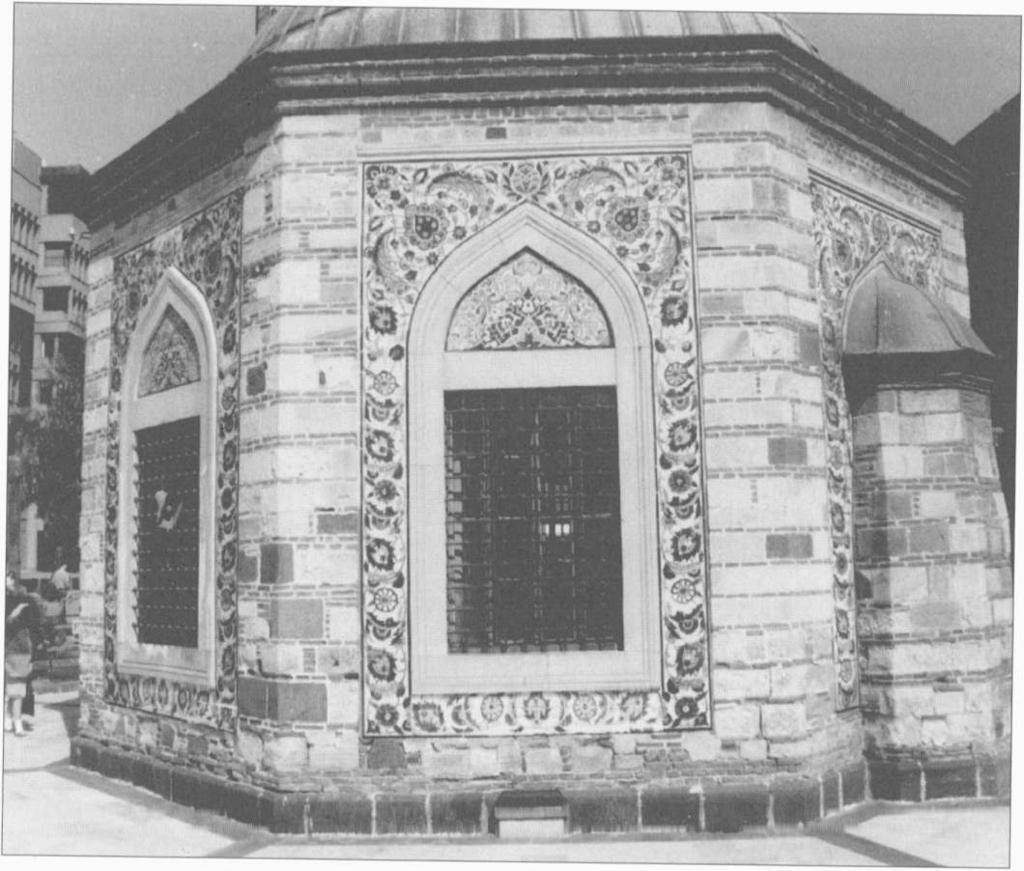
[134,416,200,647]
[444,387,623,654]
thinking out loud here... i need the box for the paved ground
[1,692,1012,865]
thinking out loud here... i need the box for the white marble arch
[116,267,219,687]
[406,203,661,695]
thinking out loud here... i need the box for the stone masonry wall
[77,127,276,780]
[852,386,1012,764]
[226,98,861,791]
[78,96,995,797]
[690,102,860,767]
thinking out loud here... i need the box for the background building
[70,8,1011,835]
[957,94,1020,536]
[7,145,89,580]
[10,138,41,409]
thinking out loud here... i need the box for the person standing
[5,571,40,737]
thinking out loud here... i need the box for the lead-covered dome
[247,7,818,59]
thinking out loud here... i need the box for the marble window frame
[407,208,661,695]
[115,267,219,687]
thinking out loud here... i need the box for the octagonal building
[73,8,1012,833]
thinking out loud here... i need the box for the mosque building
[71,8,1012,834]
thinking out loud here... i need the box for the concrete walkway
[1,692,1011,865]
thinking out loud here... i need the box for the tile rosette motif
[362,154,710,735]
[810,180,941,711]
[103,192,242,729]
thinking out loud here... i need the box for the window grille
[134,416,200,647]
[444,386,623,654]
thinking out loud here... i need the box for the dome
[843,262,990,357]
[246,7,818,60]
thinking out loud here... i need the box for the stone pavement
[1,692,1011,865]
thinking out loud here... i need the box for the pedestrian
[5,570,40,737]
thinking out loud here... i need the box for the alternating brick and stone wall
[850,382,1012,798]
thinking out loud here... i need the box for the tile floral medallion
[361,154,711,736]
[104,192,242,729]
[810,178,942,711]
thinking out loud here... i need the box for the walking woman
[5,571,39,736]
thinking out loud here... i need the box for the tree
[5,348,84,574]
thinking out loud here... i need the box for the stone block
[739,739,768,760]
[767,436,808,466]
[270,682,327,722]
[365,738,407,770]
[869,761,922,801]
[714,667,771,702]
[237,729,264,766]
[899,389,960,414]
[524,747,563,776]
[237,677,270,718]
[856,527,907,560]
[923,760,976,800]
[263,734,309,771]
[760,702,807,740]
[305,794,373,835]
[909,600,960,631]
[682,731,721,761]
[705,784,769,832]
[841,763,867,806]
[769,664,827,701]
[569,745,612,774]
[256,793,303,835]
[469,747,501,778]
[611,734,637,755]
[713,704,761,740]
[172,768,227,813]
[430,792,483,834]
[376,795,428,835]
[238,549,259,583]
[308,730,359,770]
[316,511,359,534]
[97,745,132,783]
[641,788,700,830]
[423,749,472,780]
[566,789,638,833]
[908,521,950,555]
[765,533,813,559]
[261,543,294,584]
[772,778,820,826]
[269,598,323,639]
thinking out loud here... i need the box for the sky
[8,4,1023,171]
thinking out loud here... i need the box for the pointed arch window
[116,268,218,685]
[409,234,659,696]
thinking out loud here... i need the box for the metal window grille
[444,387,623,654]
[134,416,200,647]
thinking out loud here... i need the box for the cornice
[83,35,971,232]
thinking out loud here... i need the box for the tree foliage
[6,350,84,572]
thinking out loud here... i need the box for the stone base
[70,737,1009,836]
[867,754,1010,803]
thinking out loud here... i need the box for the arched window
[408,211,659,696]
[116,268,218,686]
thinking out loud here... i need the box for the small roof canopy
[842,262,991,358]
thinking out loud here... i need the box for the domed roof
[247,7,818,60]
[843,262,990,357]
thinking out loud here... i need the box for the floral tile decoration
[811,178,942,712]
[361,154,711,735]
[103,192,242,729]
